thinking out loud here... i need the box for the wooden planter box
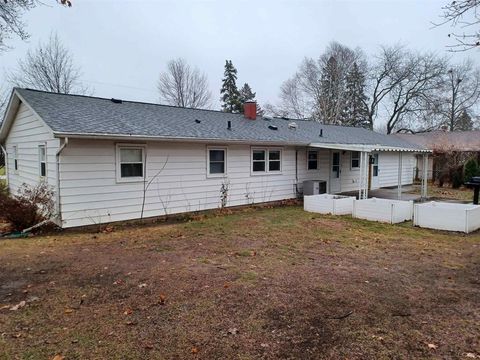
[304,194,355,215]
[353,198,413,224]
[414,201,480,233]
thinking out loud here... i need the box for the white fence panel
[304,194,355,215]
[414,202,480,233]
[353,198,413,224]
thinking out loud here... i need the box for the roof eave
[52,131,310,146]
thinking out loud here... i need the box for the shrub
[451,166,464,189]
[464,158,479,183]
[0,182,55,231]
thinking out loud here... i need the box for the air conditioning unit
[303,180,327,196]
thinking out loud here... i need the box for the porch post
[421,153,428,199]
[358,151,369,200]
[397,152,403,200]
[358,151,364,199]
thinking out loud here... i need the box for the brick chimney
[244,101,257,120]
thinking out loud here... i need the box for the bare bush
[0,182,54,231]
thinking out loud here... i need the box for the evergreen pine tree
[319,56,341,124]
[220,60,242,113]
[342,62,370,128]
[239,83,256,103]
[239,83,264,116]
[455,109,473,131]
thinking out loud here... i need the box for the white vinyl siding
[59,140,298,228]
[4,103,59,193]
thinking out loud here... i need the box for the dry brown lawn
[0,206,479,360]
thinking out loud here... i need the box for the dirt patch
[0,206,479,359]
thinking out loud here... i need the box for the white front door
[330,151,341,193]
[370,153,380,189]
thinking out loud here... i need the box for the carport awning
[308,142,431,153]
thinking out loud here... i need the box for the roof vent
[227,120,232,130]
[319,129,323,137]
[263,116,272,121]
[288,122,298,130]
[268,125,278,131]
[111,98,122,104]
[195,119,201,124]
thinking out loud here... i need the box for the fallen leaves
[158,294,166,305]
[191,347,199,354]
[64,308,74,314]
[52,355,65,360]
[427,343,438,350]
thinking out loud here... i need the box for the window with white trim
[208,147,226,176]
[251,148,282,173]
[307,150,318,170]
[351,151,360,169]
[269,150,281,171]
[116,145,145,181]
[13,145,18,172]
[38,145,46,177]
[252,149,266,172]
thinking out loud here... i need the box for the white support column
[397,152,403,200]
[358,151,363,199]
[421,154,428,199]
[358,151,369,200]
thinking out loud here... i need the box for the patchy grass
[408,184,474,202]
[0,206,479,359]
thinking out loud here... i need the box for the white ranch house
[0,88,430,228]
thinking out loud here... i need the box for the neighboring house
[395,131,480,181]
[0,88,428,228]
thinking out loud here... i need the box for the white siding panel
[59,140,302,227]
[4,103,58,194]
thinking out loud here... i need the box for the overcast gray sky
[1,0,477,109]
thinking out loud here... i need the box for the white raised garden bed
[304,194,355,215]
[353,198,413,224]
[414,201,480,233]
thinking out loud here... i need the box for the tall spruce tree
[220,60,242,113]
[455,109,473,131]
[319,56,342,124]
[342,62,369,128]
[239,83,255,103]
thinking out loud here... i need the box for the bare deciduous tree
[157,58,212,109]
[8,33,87,94]
[272,42,365,122]
[0,0,71,52]
[428,60,480,131]
[436,0,480,51]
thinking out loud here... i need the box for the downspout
[0,143,8,189]
[55,137,69,226]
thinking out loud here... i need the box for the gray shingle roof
[15,88,424,150]
[394,131,480,152]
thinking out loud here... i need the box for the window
[372,153,379,177]
[307,150,318,170]
[116,145,145,181]
[38,145,46,177]
[252,148,282,174]
[208,148,226,176]
[269,150,281,171]
[252,150,266,172]
[351,151,360,169]
[13,145,18,172]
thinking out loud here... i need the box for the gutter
[55,137,69,226]
[0,143,8,189]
